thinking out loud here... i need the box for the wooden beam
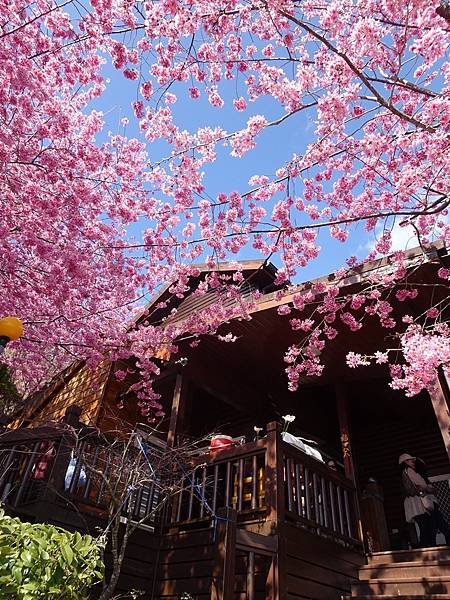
[236,529,277,555]
[265,421,285,532]
[250,244,441,316]
[429,378,450,462]
[167,372,187,447]
[211,507,237,600]
[335,384,356,482]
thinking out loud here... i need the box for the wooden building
[2,244,450,599]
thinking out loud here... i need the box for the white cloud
[366,212,449,255]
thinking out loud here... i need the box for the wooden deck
[0,420,364,599]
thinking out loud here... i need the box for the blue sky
[90,58,398,284]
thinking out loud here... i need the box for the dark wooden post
[360,479,390,552]
[43,406,79,500]
[167,372,188,447]
[211,507,237,600]
[429,377,450,462]
[335,384,356,482]
[335,385,366,546]
[265,421,285,532]
[267,531,287,600]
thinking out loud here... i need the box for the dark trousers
[415,505,450,547]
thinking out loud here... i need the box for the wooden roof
[175,242,449,397]
[15,242,449,426]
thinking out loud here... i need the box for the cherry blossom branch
[280,10,437,132]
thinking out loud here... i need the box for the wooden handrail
[190,438,267,467]
[281,441,355,492]
[0,422,362,546]
[0,426,70,446]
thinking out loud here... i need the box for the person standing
[400,453,450,548]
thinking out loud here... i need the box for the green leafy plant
[0,508,104,599]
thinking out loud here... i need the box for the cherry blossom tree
[1,0,449,407]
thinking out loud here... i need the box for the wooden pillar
[265,421,285,532]
[44,431,76,501]
[264,422,287,600]
[429,377,450,462]
[211,507,237,600]
[266,529,287,600]
[360,479,390,552]
[167,372,188,447]
[335,384,356,482]
[335,384,366,547]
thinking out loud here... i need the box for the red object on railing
[210,435,233,452]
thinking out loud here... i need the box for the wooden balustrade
[0,422,362,547]
[0,430,160,526]
[282,440,361,545]
[165,423,362,547]
[168,439,267,526]
[0,432,66,507]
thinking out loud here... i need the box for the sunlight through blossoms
[1,0,449,410]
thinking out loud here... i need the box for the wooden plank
[429,379,450,461]
[160,528,213,548]
[265,421,285,530]
[160,575,212,595]
[211,507,237,600]
[286,573,350,600]
[158,560,214,579]
[167,372,184,447]
[158,554,267,581]
[236,528,277,555]
[285,555,356,591]
[283,524,364,569]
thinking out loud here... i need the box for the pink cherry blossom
[0,0,449,412]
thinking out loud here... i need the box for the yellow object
[232,467,265,510]
[0,316,23,341]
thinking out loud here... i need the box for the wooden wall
[156,528,215,599]
[102,527,159,599]
[282,524,363,600]
[10,499,365,600]
[25,361,111,428]
[351,384,450,549]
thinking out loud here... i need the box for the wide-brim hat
[399,453,416,465]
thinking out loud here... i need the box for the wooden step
[351,576,450,596]
[368,546,450,565]
[343,596,450,600]
[359,559,450,580]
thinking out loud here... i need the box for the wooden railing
[0,428,67,508]
[0,428,160,526]
[282,440,359,544]
[0,421,362,547]
[167,439,267,526]
[164,423,362,547]
[61,436,162,523]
